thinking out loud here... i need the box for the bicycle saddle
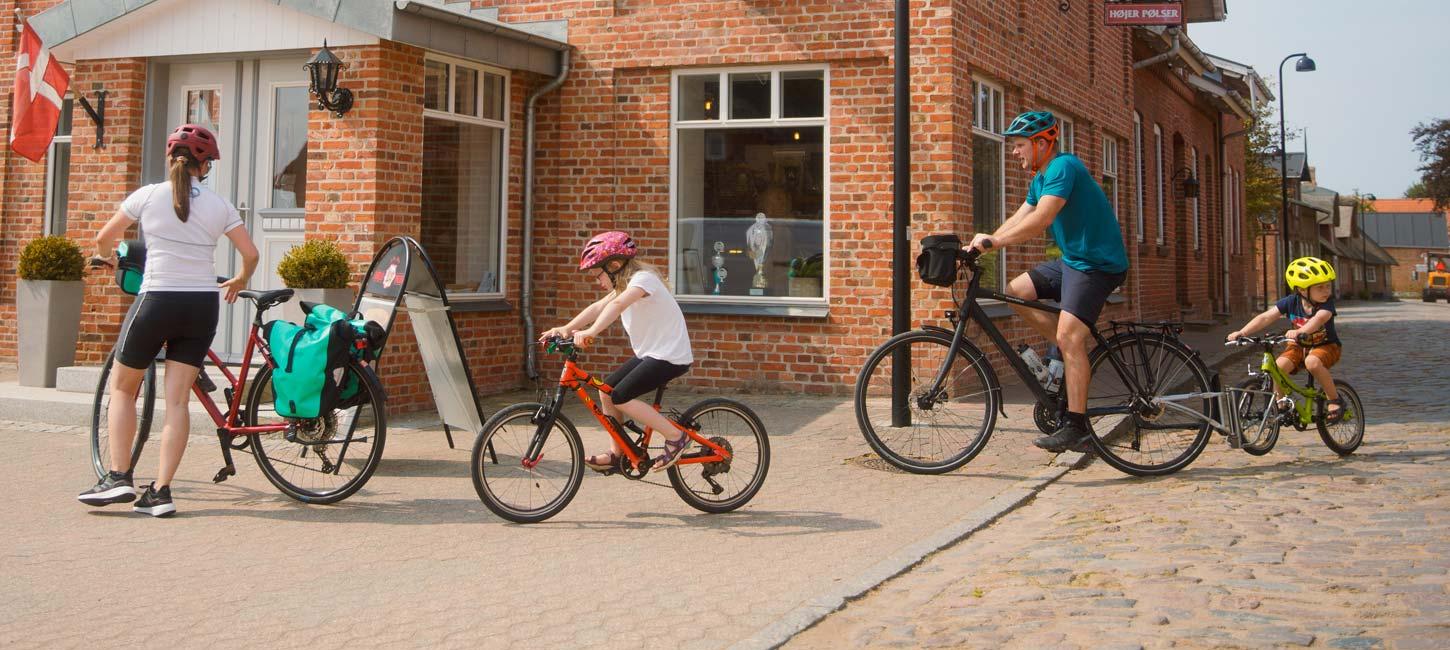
[238,288,295,312]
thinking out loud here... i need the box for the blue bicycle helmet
[1003,111,1058,138]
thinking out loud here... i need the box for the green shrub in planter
[277,240,350,289]
[18,236,84,281]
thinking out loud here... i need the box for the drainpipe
[522,49,572,380]
[1132,28,1181,70]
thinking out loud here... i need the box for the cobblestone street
[790,301,1450,649]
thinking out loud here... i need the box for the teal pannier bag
[263,302,382,419]
[115,239,146,295]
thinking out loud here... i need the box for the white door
[166,57,309,359]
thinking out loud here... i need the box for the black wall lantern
[1171,167,1200,199]
[304,40,354,117]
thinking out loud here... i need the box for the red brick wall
[0,0,1264,404]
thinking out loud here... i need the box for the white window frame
[1153,123,1164,245]
[971,77,1007,293]
[669,63,831,305]
[43,95,73,235]
[1233,169,1242,255]
[1134,113,1144,242]
[422,54,511,299]
[1057,115,1075,154]
[1101,135,1119,219]
[1191,146,1200,251]
[1367,266,1376,283]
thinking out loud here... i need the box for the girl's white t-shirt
[121,180,244,293]
[618,271,693,365]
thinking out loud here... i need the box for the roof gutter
[393,1,570,51]
[1134,27,1216,75]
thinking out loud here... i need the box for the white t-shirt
[121,180,244,292]
[618,271,693,365]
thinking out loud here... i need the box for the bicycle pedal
[195,372,218,393]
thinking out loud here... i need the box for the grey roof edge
[1204,52,1274,102]
[1184,74,1252,121]
[393,1,569,50]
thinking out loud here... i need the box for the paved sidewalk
[789,300,1450,649]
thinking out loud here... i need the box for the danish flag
[10,20,70,163]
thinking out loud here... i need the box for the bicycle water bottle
[1017,345,1050,387]
[1045,359,1064,394]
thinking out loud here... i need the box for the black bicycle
[854,235,1216,476]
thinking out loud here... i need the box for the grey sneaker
[132,483,176,518]
[77,471,136,506]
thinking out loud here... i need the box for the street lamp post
[1361,193,1376,298]
[1278,52,1316,290]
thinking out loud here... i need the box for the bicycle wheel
[1316,380,1364,455]
[668,398,770,514]
[854,330,1000,474]
[246,360,388,504]
[472,403,585,523]
[90,351,157,480]
[1085,333,1213,476]
[1234,376,1280,456]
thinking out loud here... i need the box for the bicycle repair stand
[354,237,490,448]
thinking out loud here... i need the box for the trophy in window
[712,241,727,295]
[746,212,773,294]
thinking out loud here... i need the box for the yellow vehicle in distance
[1424,255,1450,303]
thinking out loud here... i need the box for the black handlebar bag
[916,234,962,287]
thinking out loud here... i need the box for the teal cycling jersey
[1026,153,1130,274]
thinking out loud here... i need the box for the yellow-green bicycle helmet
[1285,256,1336,291]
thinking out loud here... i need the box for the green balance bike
[1220,335,1365,456]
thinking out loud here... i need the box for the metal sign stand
[354,237,487,449]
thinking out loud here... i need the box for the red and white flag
[10,20,70,163]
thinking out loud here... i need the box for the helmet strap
[1029,135,1057,173]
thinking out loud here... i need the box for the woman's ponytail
[169,153,195,223]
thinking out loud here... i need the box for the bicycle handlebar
[1225,334,1291,347]
[89,255,114,269]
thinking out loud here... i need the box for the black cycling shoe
[77,471,136,506]
[133,483,176,518]
[1034,417,1093,454]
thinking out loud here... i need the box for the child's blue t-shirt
[1275,294,1339,346]
[1026,153,1130,274]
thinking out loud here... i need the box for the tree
[1405,180,1430,199]
[1410,118,1450,210]
[1243,96,1292,236]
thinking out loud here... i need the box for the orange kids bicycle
[470,336,769,523]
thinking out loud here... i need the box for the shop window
[972,79,1006,292]
[673,66,827,301]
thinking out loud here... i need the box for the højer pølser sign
[1104,2,1183,26]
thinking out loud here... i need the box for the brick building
[1,0,1263,406]
[1361,203,1450,297]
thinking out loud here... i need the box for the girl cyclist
[77,124,260,517]
[539,231,694,472]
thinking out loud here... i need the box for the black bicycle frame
[921,257,1149,419]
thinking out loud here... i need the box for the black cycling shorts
[1027,259,1127,325]
[116,292,219,369]
[605,356,692,404]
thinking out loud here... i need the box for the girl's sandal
[1324,398,1347,425]
[585,451,619,473]
[651,434,692,472]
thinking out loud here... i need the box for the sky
[1189,0,1450,199]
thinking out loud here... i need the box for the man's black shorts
[1026,259,1127,325]
[605,356,692,404]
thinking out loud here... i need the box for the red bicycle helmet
[578,231,638,271]
[165,123,220,163]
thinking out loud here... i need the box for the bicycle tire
[854,329,1000,474]
[90,350,156,480]
[246,360,388,504]
[667,398,770,513]
[1234,376,1280,456]
[1084,332,1213,476]
[471,403,585,524]
[1316,380,1364,455]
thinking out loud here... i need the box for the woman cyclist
[77,124,260,517]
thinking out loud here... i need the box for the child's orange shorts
[1278,342,1341,372]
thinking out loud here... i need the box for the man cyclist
[967,110,1130,453]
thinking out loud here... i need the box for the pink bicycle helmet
[579,231,638,271]
[165,123,220,163]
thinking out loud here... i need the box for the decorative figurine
[712,241,728,295]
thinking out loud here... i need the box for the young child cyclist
[539,232,695,472]
[1226,257,1345,421]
